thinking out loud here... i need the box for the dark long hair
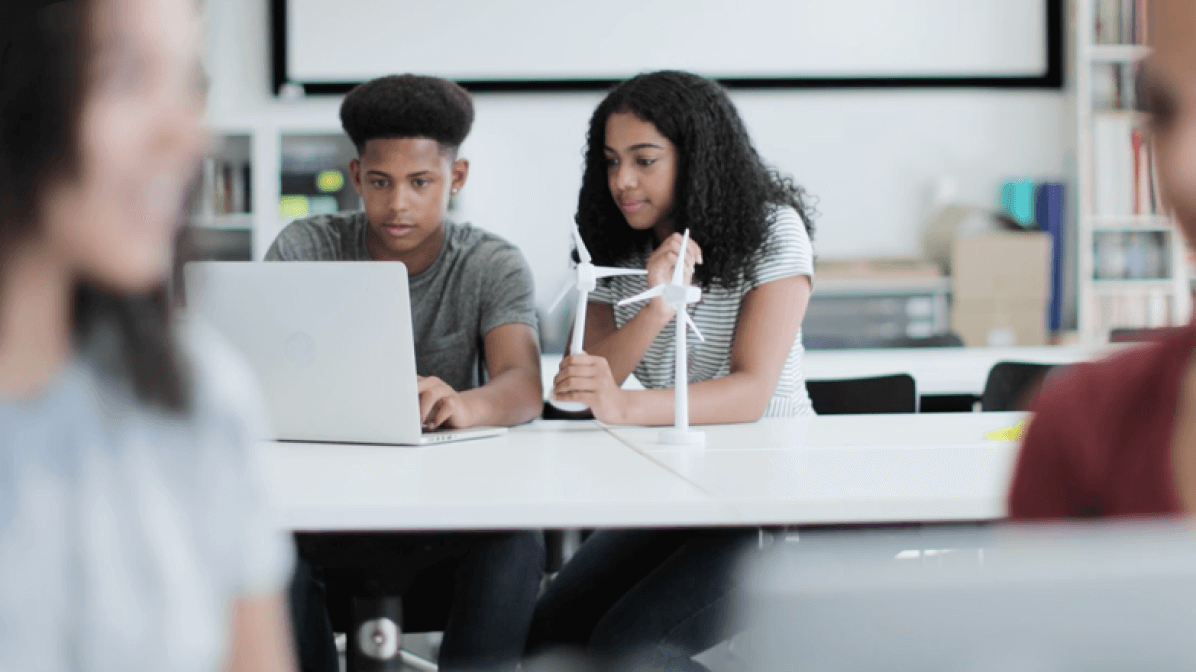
[0,0,190,411]
[576,70,814,290]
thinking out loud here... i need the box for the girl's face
[604,111,677,234]
[1149,0,1196,245]
[41,0,207,294]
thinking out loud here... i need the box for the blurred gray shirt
[0,319,294,672]
[265,213,538,392]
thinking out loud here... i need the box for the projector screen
[274,0,1061,94]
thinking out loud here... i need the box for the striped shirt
[591,206,815,418]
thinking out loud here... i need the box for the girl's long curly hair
[576,70,814,290]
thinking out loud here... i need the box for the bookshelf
[192,134,252,228]
[1075,0,1191,343]
[197,117,355,260]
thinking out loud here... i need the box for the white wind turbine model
[548,224,647,411]
[617,229,705,446]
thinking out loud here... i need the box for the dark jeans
[291,531,546,672]
[526,528,758,671]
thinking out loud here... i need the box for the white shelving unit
[1075,0,1191,343]
[203,116,349,259]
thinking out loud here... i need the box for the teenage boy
[269,75,544,672]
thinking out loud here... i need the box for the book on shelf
[1092,290,1174,335]
[199,156,253,219]
[1092,63,1116,109]
[1095,0,1149,45]
[1091,63,1140,110]
[1093,115,1162,217]
[1094,231,1170,280]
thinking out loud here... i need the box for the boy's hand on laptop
[553,354,628,424]
[418,376,476,430]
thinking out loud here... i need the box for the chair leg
[346,596,404,672]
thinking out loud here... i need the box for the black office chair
[806,374,917,415]
[1109,327,1186,343]
[980,362,1055,412]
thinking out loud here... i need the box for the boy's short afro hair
[340,74,474,154]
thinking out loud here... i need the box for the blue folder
[1035,183,1066,333]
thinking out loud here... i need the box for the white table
[604,413,1027,526]
[266,420,731,532]
[268,413,1028,531]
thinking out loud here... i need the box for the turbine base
[548,400,589,413]
[659,428,706,446]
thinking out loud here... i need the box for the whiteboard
[279,0,1056,90]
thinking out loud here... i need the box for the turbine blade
[617,286,665,306]
[683,312,705,342]
[671,228,691,286]
[595,267,648,279]
[548,280,577,313]
[572,225,592,264]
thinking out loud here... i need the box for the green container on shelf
[1001,179,1037,228]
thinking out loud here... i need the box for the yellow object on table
[985,419,1027,442]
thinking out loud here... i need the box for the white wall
[203,0,1072,312]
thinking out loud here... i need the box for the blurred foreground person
[1009,0,1196,519]
[0,1,296,670]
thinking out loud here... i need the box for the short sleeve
[748,206,815,290]
[1007,371,1092,521]
[263,237,287,261]
[183,320,296,597]
[479,243,539,337]
[263,219,316,262]
[264,215,356,262]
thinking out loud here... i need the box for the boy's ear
[349,158,363,197]
[451,157,469,193]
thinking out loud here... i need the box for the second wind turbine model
[617,229,706,446]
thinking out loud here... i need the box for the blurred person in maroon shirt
[1009,0,1196,520]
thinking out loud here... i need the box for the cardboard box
[952,298,1048,347]
[952,232,1051,300]
[951,232,1052,346]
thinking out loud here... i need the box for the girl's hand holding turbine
[552,354,628,424]
[646,233,703,291]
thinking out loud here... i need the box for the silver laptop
[184,261,507,445]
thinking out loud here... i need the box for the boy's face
[350,137,468,260]
[1149,0,1196,244]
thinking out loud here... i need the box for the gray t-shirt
[0,319,294,672]
[265,213,537,392]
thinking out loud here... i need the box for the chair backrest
[1110,326,1187,343]
[806,374,917,415]
[980,361,1055,412]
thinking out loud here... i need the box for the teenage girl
[530,70,816,671]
